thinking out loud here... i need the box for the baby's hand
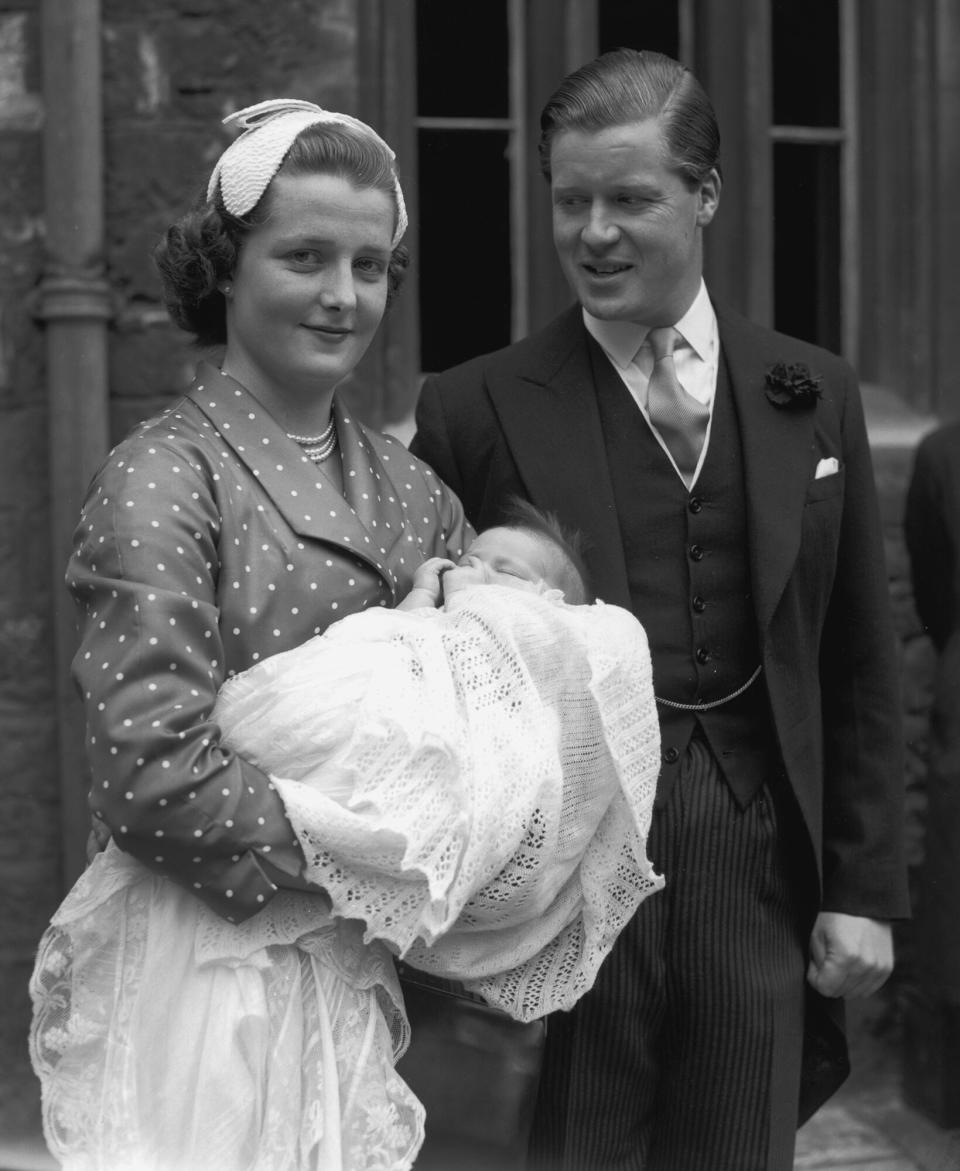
[398,557,457,610]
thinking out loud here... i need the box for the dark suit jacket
[411,302,910,1117]
[904,422,960,999]
[905,420,960,652]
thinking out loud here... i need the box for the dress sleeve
[69,438,307,922]
[430,469,475,560]
[401,436,475,559]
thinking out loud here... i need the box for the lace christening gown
[30,585,662,1171]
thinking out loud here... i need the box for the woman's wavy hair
[538,47,721,190]
[154,122,409,347]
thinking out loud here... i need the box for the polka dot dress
[69,361,473,922]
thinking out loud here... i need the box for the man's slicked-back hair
[499,496,594,604]
[538,47,720,190]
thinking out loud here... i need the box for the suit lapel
[718,308,816,633]
[485,309,632,607]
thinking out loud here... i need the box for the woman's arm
[71,435,308,922]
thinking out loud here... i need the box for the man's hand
[806,912,894,998]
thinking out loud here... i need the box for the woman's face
[222,172,394,410]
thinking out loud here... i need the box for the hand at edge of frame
[806,911,894,999]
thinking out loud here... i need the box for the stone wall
[101,0,376,441]
[0,0,63,1140]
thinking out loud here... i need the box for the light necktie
[644,326,709,489]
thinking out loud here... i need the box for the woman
[30,99,473,1171]
[30,100,664,1171]
[64,99,472,914]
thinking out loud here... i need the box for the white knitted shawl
[215,584,664,1021]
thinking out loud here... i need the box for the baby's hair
[498,497,594,604]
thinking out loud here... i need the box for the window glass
[598,0,680,58]
[772,0,840,127]
[417,1,509,118]
[773,142,841,352]
[417,130,512,372]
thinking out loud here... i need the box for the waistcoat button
[688,496,703,514]
[692,595,706,613]
[696,645,711,664]
[689,544,704,561]
[663,746,680,764]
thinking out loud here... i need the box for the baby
[31,504,661,1171]
[213,503,660,1002]
[400,499,592,611]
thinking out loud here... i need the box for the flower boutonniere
[764,362,822,410]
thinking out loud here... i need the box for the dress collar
[185,362,405,593]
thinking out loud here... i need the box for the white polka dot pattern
[70,361,473,922]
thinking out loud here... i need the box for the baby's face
[441,527,555,600]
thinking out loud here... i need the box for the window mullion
[770,126,846,143]
[417,117,514,130]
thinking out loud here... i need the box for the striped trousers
[528,737,807,1171]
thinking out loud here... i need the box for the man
[411,48,908,1171]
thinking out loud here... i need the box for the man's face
[550,118,720,326]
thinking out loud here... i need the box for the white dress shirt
[583,280,720,487]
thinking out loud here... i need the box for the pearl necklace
[287,416,337,462]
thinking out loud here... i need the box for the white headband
[206,98,408,248]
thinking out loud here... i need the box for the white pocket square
[814,457,840,480]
